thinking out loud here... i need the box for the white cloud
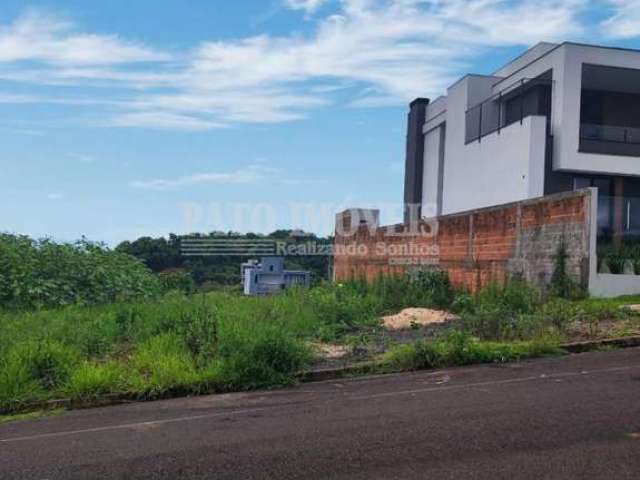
[284,0,331,13]
[602,0,640,38]
[178,0,585,111]
[109,111,227,131]
[130,165,278,190]
[0,1,611,131]
[0,10,169,65]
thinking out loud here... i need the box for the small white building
[241,257,310,295]
[405,42,640,242]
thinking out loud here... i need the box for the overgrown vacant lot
[2,233,640,415]
[2,275,640,414]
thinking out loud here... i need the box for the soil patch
[383,308,459,331]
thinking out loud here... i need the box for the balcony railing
[465,77,552,144]
[580,123,640,144]
[580,124,640,156]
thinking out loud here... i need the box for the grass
[65,361,129,400]
[1,273,639,415]
[0,283,390,413]
[382,331,565,372]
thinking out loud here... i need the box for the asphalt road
[2,349,640,479]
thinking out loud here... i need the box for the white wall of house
[489,43,640,176]
[558,44,640,176]
[421,125,444,218]
[428,75,546,215]
[418,42,640,218]
[441,115,547,214]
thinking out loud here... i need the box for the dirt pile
[382,308,458,331]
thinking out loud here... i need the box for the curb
[297,361,381,383]
[4,336,640,418]
[299,335,640,383]
[560,335,640,353]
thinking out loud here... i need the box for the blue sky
[1,0,639,244]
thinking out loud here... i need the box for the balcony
[580,64,640,157]
[465,77,552,144]
[579,123,640,157]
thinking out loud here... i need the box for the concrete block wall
[334,189,593,293]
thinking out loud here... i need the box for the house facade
[405,42,640,243]
[241,257,310,295]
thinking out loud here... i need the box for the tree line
[116,230,334,288]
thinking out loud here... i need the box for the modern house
[404,42,640,243]
[241,257,310,295]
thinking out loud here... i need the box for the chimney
[403,98,429,225]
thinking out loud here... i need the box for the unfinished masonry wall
[334,190,593,293]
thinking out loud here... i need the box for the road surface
[2,348,640,479]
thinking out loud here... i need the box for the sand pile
[382,308,458,331]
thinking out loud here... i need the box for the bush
[458,281,542,340]
[308,283,381,341]
[604,247,627,274]
[172,303,219,366]
[215,326,311,390]
[0,234,160,310]
[73,316,119,358]
[541,298,579,332]
[65,361,128,400]
[159,270,196,294]
[413,270,454,308]
[550,240,586,299]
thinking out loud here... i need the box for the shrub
[215,326,311,390]
[159,270,196,294]
[114,305,142,342]
[413,270,454,308]
[498,281,541,314]
[550,240,586,299]
[541,298,579,332]
[308,283,381,341]
[172,303,219,366]
[459,281,542,340]
[604,247,627,274]
[370,274,417,312]
[0,234,160,310]
[72,316,119,358]
[382,341,439,371]
[65,361,128,400]
[450,293,474,314]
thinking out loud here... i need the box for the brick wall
[334,190,593,293]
